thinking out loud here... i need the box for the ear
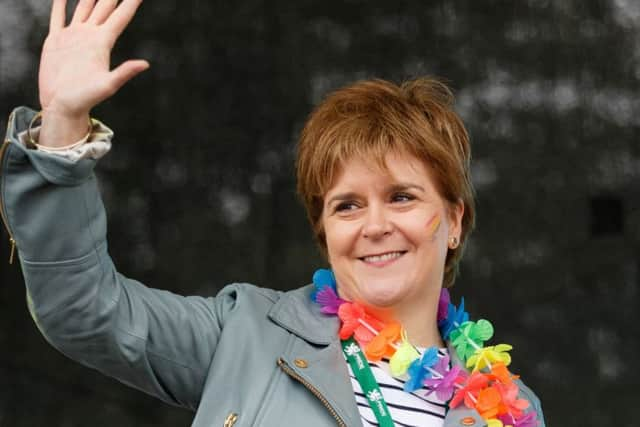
[447,199,465,240]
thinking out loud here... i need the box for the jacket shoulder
[212,282,280,318]
[215,282,314,305]
[515,378,545,426]
[213,282,314,322]
[216,282,282,303]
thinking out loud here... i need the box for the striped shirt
[347,349,449,427]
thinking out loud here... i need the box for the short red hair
[296,77,475,288]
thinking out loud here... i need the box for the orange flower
[489,362,519,385]
[475,386,502,419]
[365,322,402,361]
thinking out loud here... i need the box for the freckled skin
[322,152,464,346]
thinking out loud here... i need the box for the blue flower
[311,269,336,302]
[404,347,439,392]
[438,297,469,340]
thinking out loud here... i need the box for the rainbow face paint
[425,213,441,238]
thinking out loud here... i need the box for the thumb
[106,59,150,95]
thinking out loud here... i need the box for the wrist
[37,109,91,148]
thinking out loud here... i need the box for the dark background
[1,0,639,425]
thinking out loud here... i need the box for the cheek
[401,211,442,239]
[323,219,354,259]
[424,213,442,239]
[401,211,448,251]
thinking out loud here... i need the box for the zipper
[0,112,16,264]
[277,358,347,427]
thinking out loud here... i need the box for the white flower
[367,390,383,402]
[344,343,361,356]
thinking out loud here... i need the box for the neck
[364,286,445,349]
[397,303,444,349]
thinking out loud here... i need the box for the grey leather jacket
[1,107,545,427]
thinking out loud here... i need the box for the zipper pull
[223,412,238,427]
[9,237,15,264]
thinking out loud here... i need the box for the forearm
[3,108,128,357]
[2,107,220,410]
[1,107,104,259]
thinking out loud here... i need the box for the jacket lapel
[268,285,361,426]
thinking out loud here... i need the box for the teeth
[362,252,404,263]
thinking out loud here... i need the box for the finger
[49,0,67,33]
[104,0,143,39]
[71,0,96,24]
[105,60,150,96]
[88,0,118,25]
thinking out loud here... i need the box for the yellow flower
[466,344,512,372]
[389,332,419,376]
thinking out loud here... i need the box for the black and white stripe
[347,349,449,427]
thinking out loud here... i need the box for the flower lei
[311,269,539,427]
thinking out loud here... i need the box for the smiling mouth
[359,251,407,264]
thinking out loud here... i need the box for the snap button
[461,416,476,426]
[294,358,308,368]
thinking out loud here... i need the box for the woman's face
[322,151,463,310]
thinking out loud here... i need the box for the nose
[362,203,393,239]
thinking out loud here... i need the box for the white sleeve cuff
[17,120,114,162]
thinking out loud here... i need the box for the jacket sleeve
[1,106,233,411]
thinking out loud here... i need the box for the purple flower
[315,287,346,314]
[437,288,450,322]
[423,355,465,401]
[498,411,539,427]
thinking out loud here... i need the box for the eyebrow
[389,183,425,193]
[325,183,425,206]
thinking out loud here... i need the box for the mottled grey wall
[1,0,639,426]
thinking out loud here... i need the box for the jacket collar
[267,284,338,345]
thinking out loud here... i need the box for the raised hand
[38,0,149,147]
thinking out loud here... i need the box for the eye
[335,201,359,212]
[391,192,415,203]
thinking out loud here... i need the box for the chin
[357,280,410,309]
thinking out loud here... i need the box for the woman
[1,0,544,426]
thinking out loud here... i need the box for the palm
[40,0,148,117]
[40,25,112,113]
